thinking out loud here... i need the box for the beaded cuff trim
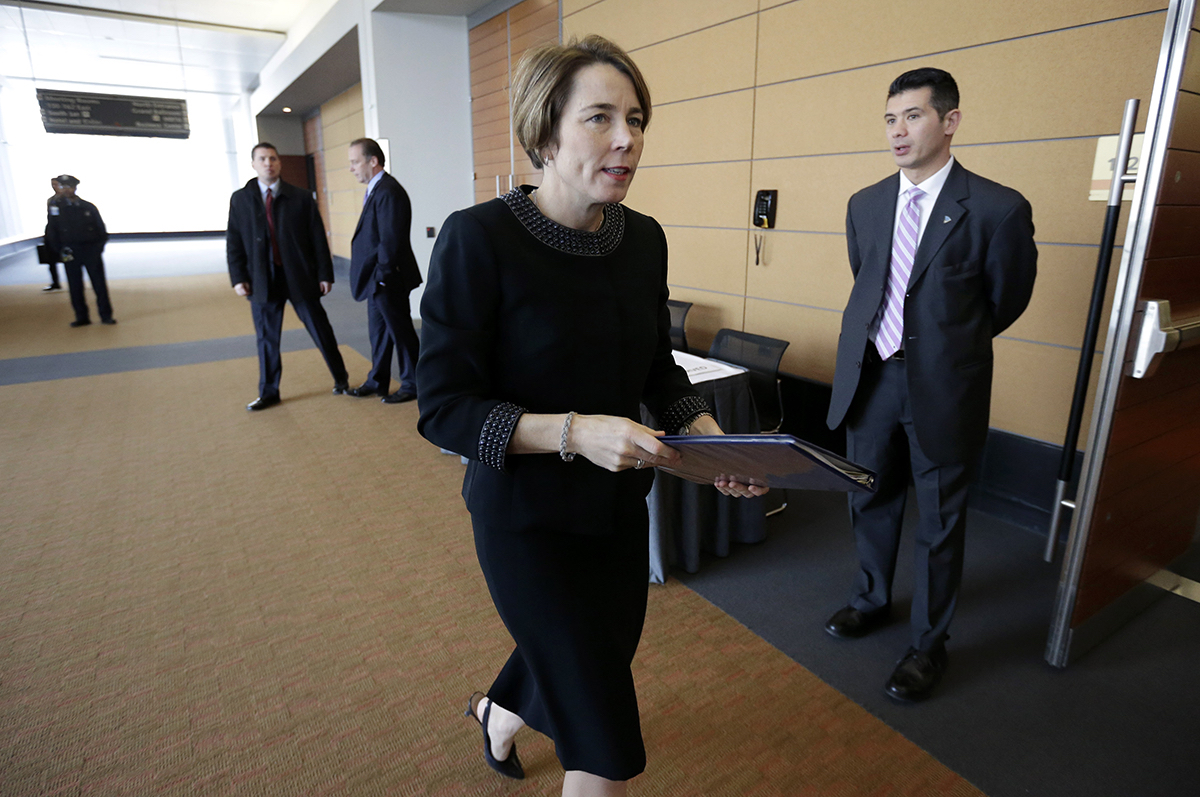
[658,395,712,435]
[501,186,624,257]
[478,401,526,471]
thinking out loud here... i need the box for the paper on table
[657,434,876,493]
[671,350,746,384]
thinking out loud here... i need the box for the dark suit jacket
[226,179,334,305]
[826,160,1038,464]
[350,172,422,301]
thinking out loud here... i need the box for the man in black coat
[45,174,116,326]
[226,142,349,411]
[824,69,1037,701]
[345,138,422,403]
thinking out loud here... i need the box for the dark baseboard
[776,372,1080,537]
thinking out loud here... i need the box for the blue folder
[657,434,875,493]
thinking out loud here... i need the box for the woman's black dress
[416,187,710,780]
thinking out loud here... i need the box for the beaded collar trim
[501,186,624,257]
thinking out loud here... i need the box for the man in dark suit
[45,175,116,326]
[824,69,1037,701]
[226,142,349,411]
[345,137,422,404]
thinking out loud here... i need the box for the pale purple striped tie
[876,187,924,360]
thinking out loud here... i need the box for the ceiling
[0,0,503,106]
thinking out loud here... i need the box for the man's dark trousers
[363,281,419,395]
[64,248,113,323]
[845,349,971,653]
[250,289,348,400]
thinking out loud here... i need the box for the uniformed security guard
[45,174,116,327]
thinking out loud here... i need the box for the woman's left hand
[687,415,770,499]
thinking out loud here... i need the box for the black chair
[665,299,692,353]
[707,329,791,517]
[707,329,789,434]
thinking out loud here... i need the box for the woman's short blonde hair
[511,35,651,170]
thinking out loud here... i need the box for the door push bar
[1127,300,1200,379]
[1043,99,1141,564]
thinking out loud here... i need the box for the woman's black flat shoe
[465,692,525,780]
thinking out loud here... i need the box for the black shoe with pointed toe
[884,645,948,702]
[464,692,524,780]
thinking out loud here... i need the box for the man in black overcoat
[345,137,422,403]
[824,69,1038,701]
[45,174,116,326]
[226,142,349,411]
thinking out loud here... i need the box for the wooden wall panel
[320,84,364,260]
[750,152,893,234]
[1003,246,1120,349]
[1182,30,1200,92]
[744,232,854,313]
[663,227,748,296]
[1140,255,1200,307]
[625,162,751,229]
[756,0,1166,86]
[744,301,842,384]
[1172,91,1200,151]
[563,0,756,52]
[990,340,1102,445]
[632,15,757,106]
[1158,149,1200,205]
[667,286,745,355]
[639,91,754,168]
[754,16,1162,160]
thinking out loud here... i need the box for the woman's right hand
[567,414,682,473]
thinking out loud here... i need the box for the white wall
[364,11,473,316]
[0,81,240,236]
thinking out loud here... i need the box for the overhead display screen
[36,89,190,139]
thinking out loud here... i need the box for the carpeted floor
[0,255,984,796]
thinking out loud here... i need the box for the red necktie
[265,188,282,266]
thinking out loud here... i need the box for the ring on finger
[635,459,645,470]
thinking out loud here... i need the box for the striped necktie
[875,186,924,360]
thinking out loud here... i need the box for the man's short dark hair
[351,138,385,168]
[251,141,279,159]
[888,68,959,119]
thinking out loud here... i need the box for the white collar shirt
[894,154,954,247]
[258,179,280,202]
[364,170,385,202]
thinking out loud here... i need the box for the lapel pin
[943,215,952,224]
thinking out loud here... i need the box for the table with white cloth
[642,351,767,584]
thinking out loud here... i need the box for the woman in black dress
[416,35,765,797]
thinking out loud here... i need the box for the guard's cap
[55,174,79,187]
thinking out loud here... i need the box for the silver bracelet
[560,411,577,462]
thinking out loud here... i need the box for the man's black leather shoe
[101,318,117,325]
[332,382,349,395]
[346,385,382,398]
[70,319,91,327]
[382,391,416,404]
[246,396,281,411]
[884,646,948,702]
[824,605,889,639]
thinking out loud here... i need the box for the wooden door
[1047,0,1200,666]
